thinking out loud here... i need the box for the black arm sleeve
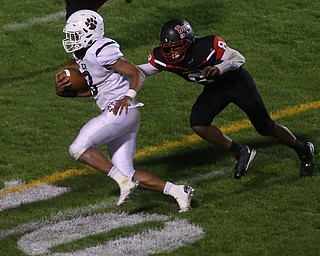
[57,89,78,98]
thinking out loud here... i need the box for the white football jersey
[74,37,142,111]
[69,37,143,176]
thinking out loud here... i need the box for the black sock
[229,141,243,154]
[291,140,308,159]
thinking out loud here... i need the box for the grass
[0,0,320,255]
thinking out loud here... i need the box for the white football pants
[69,108,140,177]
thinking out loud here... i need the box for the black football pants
[190,67,276,136]
[65,0,107,19]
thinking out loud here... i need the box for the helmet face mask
[160,39,191,64]
[159,19,194,64]
[62,10,104,53]
[62,31,83,53]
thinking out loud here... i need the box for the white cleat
[117,177,139,206]
[174,185,194,212]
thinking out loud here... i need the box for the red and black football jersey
[148,35,239,86]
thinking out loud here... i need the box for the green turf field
[0,0,319,255]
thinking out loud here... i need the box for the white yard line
[2,12,65,31]
[1,1,116,32]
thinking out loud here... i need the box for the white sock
[163,181,173,195]
[166,183,182,197]
[108,166,119,178]
[108,166,128,185]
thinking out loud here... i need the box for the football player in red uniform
[138,18,316,179]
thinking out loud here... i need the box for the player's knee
[255,128,271,136]
[192,125,209,136]
[254,122,276,136]
[69,143,86,160]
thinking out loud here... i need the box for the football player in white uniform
[55,10,193,212]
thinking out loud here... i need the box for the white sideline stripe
[1,0,117,32]
[0,184,70,211]
[2,12,65,31]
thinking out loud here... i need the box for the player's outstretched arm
[109,57,145,115]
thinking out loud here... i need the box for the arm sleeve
[137,63,161,76]
[214,46,245,75]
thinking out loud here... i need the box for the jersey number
[82,70,98,96]
[217,40,227,50]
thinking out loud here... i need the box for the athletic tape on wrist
[125,89,137,99]
[63,69,71,77]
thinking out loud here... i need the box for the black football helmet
[159,19,194,64]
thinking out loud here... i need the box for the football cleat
[234,146,256,179]
[173,185,194,212]
[117,177,139,206]
[300,142,316,177]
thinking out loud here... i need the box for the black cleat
[300,142,316,177]
[234,146,256,179]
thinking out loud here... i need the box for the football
[58,68,89,92]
